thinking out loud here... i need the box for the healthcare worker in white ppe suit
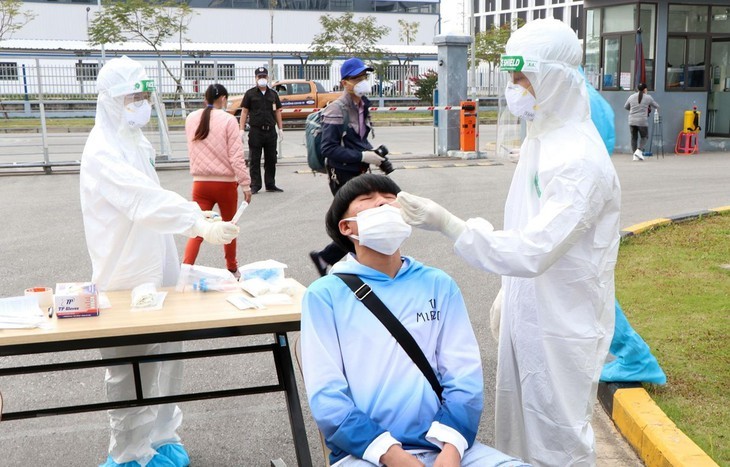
[398,19,621,466]
[80,56,239,467]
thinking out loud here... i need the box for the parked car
[227,79,341,121]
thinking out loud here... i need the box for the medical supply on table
[226,294,265,310]
[231,201,249,224]
[238,260,287,282]
[55,282,100,318]
[176,263,239,293]
[24,286,54,317]
[0,295,48,329]
[130,282,168,310]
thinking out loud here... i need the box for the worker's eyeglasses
[124,92,151,107]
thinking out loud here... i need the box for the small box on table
[54,282,100,318]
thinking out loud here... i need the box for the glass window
[533,8,546,20]
[668,5,709,33]
[535,0,544,6]
[485,0,495,12]
[485,14,494,29]
[585,8,601,88]
[602,33,635,90]
[666,37,707,90]
[553,7,564,21]
[0,62,19,81]
[501,0,509,10]
[603,4,634,33]
[500,12,511,25]
[711,6,730,33]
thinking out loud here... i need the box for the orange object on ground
[460,100,477,151]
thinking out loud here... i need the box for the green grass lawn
[615,212,730,464]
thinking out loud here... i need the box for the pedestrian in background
[624,82,659,161]
[239,66,284,193]
[183,83,252,278]
[308,57,386,277]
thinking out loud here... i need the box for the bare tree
[0,0,36,40]
[88,0,196,117]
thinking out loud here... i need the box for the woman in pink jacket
[184,84,252,277]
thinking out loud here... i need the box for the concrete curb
[600,206,728,467]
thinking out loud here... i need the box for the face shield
[96,56,173,159]
[496,55,540,161]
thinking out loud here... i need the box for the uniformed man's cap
[255,67,268,76]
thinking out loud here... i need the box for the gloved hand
[276,127,284,143]
[239,129,246,145]
[489,287,503,342]
[202,210,221,222]
[193,218,240,245]
[397,191,467,241]
[361,151,384,166]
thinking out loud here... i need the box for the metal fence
[0,58,502,106]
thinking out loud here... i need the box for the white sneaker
[633,149,645,161]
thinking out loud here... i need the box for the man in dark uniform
[239,66,284,194]
[308,57,386,276]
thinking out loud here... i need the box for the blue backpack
[305,100,349,173]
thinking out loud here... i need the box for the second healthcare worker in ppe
[398,19,621,466]
[80,56,239,467]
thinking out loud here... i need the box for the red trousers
[183,181,239,271]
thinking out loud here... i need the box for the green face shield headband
[108,78,156,97]
[500,55,540,73]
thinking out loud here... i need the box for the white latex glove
[276,127,283,143]
[397,191,467,241]
[239,129,246,144]
[361,151,384,166]
[489,287,503,342]
[202,210,221,222]
[193,218,240,245]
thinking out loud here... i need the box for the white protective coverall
[80,56,212,467]
[399,19,621,466]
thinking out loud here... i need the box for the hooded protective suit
[80,56,201,467]
[399,19,621,466]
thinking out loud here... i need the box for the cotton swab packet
[232,201,249,224]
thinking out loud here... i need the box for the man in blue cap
[309,57,387,277]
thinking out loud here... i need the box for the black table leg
[273,332,312,467]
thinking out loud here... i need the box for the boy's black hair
[325,174,402,254]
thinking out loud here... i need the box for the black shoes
[266,186,284,192]
[251,188,260,195]
[309,251,328,277]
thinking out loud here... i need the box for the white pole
[97,0,105,64]
[470,0,479,156]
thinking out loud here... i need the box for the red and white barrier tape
[281,105,460,114]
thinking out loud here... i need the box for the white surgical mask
[504,82,537,121]
[123,100,152,128]
[346,204,412,255]
[353,80,370,97]
[257,78,268,88]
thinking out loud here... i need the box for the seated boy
[301,174,529,467]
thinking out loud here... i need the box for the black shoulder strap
[335,273,444,402]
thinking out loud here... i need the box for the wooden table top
[0,279,306,348]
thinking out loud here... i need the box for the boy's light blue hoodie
[301,256,483,465]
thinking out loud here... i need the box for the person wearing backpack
[308,57,387,277]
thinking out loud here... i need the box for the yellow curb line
[709,205,730,214]
[622,218,672,235]
[612,388,719,466]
